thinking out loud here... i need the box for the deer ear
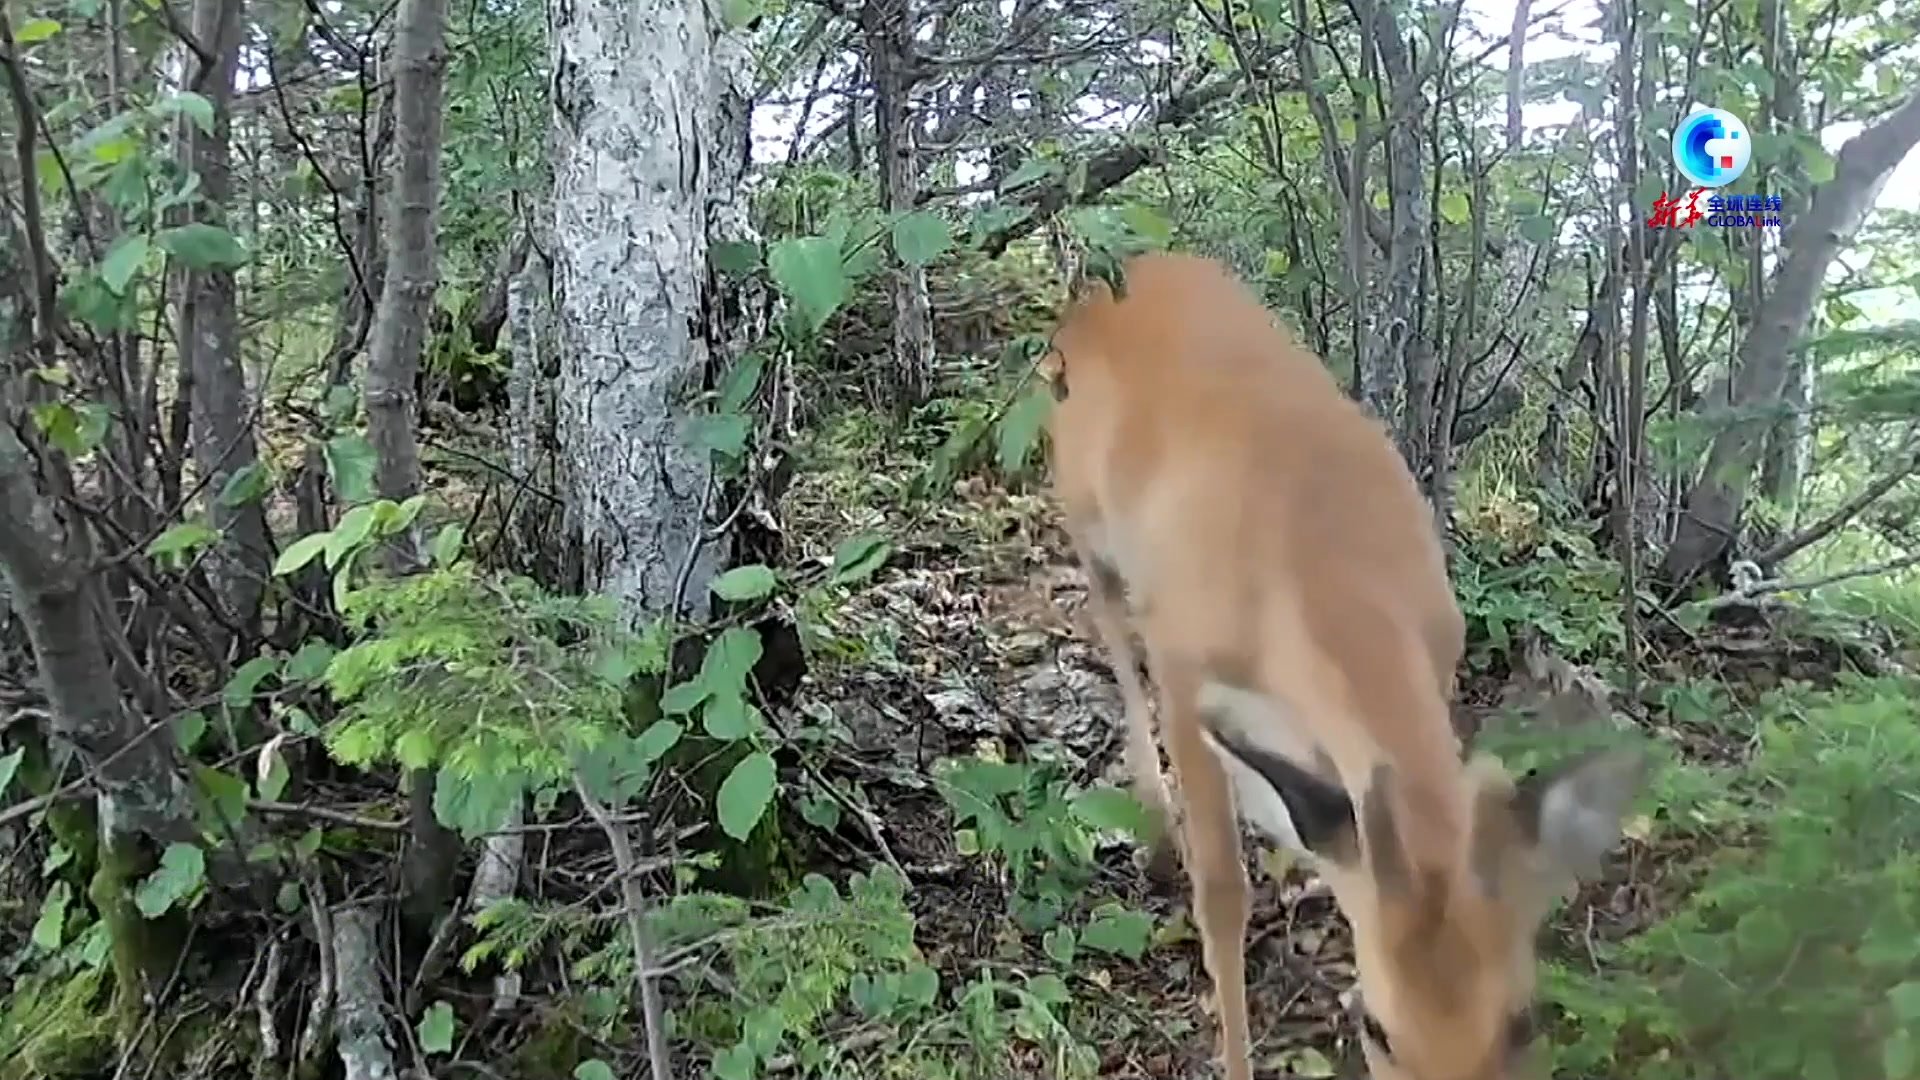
[1203,726,1360,866]
[1510,746,1647,887]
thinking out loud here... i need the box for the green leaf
[99,234,150,295]
[798,793,841,831]
[134,843,206,918]
[325,432,378,503]
[829,532,891,585]
[575,1062,617,1080]
[711,564,777,601]
[154,91,217,136]
[395,729,436,771]
[0,746,24,796]
[172,711,207,753]
[1070,786,1151,837]
[1517,214,1557,245]
[14,17,61,43]
[898,963,939,1007]
[155,223,250,270]
[767,235,850,333]
[717,751,778,841]
[257,749,290,802]
[274,532,330,576]
[147,521,219,564]
[1438,191,1471,226]
[417,1001,456,1055]
[713,1043,756,1080]
[430,523,465,567]
[1080,904,1152,960]
[660,679,710,715]
[327,503,379,568]
[999,157,1056,192]
[717,351,766,413]
[32,882,70,951]
[702,691,756,740]
[190,764,250,832]
[1043,926,1077,966]
[711,239,761,276]
[891,211,952,267]
[283,640,337,683]
[634,720,684,764]
[995,383,1052,475]
[700,627,763,693]
[1286,1047,1338,1078]
[224,654,280,708]
[217,462,272,507]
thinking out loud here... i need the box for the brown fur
[1040,253,1639,1080]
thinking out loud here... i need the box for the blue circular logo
[1672,107,1752,188]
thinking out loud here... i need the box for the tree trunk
[1662,91,1920,588]
[549,0,749,623]
[177,0,272,642]
[863,0,934,408]
[363,0,457,923]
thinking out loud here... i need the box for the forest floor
[766,411,1728,1079]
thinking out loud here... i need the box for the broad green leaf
[190,764,249,831]
[1043,926,1077,966]
[217,462,272,507]
[711,564,777,601]
[702,691,755,740]
[1517,214,1557,245]
[713,1044,756,1080]
[1438,191,1471,226]
[1889,981,1920,1023]
[660,679,710,715]
[1286,1047,1338,1078]
[1070,786,1151,837]
[276,881,303,913]
[326,503,379,567]
[717,351,766,413]
[700,627,763,692]
[32,882,70,950]
[325,432,378,503]
[172,711,207,753]
[395,729,435,771]
[147,521,219,562]
[0,746,23,795]
[156,223,250,270]
[224,654,280,708]
[14,17,60,43]
[717,751,778,841]
[767,235,850,333]
[417,1001,456,1055]
[690,412,750,460]
[829,532,891,585]
[890,211,951,267]
[134,842,206,918]
[257,748,290,802]
[1080,904,1152,960]
[898,964,939,1007]
[575,1062,617,1080]
[999,157,1056,192]
[274,532,330,576]
[634,720,684,764]
[798,793,841,831]
[284,640,337,683]
[1888,1030,1917,1080]
[99,235,150,295]
[154,91,217,135]
[430,523,465,566]
[995,384,1051,475]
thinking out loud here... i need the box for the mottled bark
[363,0,456,920]
[1373,9,1434,470]
[549,0,750,622]
[864,0,934,407]
[177,0,271,638]
[1663,91,1920,587]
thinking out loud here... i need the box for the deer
[1038,251,1644,1080]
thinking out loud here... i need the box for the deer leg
[1162,660,1253,1080]
[1077,545,1179,882]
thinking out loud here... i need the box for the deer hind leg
[1160,660,1253,1080]
[1077,547,1179,882]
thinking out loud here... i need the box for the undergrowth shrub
[1546,674,1920,1080]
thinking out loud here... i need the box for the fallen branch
[574,777,673,1080]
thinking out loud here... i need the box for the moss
[0,962,114,1080]
[87,834,188,1040]
[510,1007,586,1078]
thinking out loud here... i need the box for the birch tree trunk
[549,0,751,622]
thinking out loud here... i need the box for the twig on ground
[573,776,673,1080]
